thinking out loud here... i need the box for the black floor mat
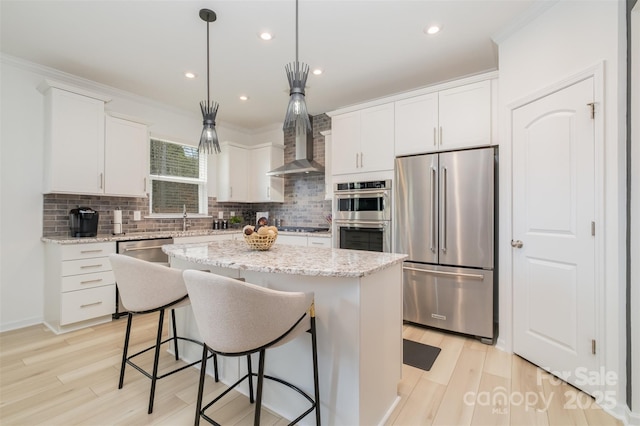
[403,339,441,371]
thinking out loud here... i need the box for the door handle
[441,166,447,253]
[511,240,524,248]
[430,166,436,252]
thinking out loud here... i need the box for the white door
[512,77,598,395]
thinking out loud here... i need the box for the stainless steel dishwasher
[114,238,174,318]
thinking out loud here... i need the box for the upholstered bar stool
[109,254,218,414]
[183,269,321,426]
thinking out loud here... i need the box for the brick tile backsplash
[42,114,332,237]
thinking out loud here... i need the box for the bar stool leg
[311,317,321,425]
[118,313,133,389]
[148,309,165,414]
[247,354,254,403]
[194,344,209,426]
[171,308,180,360]
[253,349,266,426]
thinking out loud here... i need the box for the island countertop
[163,239,407,278]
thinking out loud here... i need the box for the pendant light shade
[283,0,311,132]
[198,9,221,154]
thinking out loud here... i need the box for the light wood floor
[0,314,622,426]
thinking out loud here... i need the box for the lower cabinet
[277,234,332,247]
[44,242,116,334]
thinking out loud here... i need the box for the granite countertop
[41,229,331,244]
[163,240,407,278]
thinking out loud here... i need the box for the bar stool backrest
[109,254,188,312]
[183,269,314,355]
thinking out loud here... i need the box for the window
[149,138,208,215]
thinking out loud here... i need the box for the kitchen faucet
[182,204,190,232]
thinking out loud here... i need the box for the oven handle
[334,189,390,197]
[403,265,484,280]
[334,220,388,229]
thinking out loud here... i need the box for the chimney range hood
[266,121,324,176]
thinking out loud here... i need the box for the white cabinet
[321,130,333,200]
[308,236,332,248]
[217,142,284,203]
[39,83,109,194]
[276,234,309,246]
[249,144,285,202]
[331,103,395,175]
[217,142,249,202]
[104,115,149,197]
[44,242,116,334]
[39,80,150,197]
[395,80,492,155]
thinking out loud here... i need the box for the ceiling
[1,0,535,130]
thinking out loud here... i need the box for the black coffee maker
[69,207,99,237]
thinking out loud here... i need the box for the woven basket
[243,233,278,251]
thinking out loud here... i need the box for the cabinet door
[104,116,148,197]
[395,93,439,155]
[249,146,284,202]
[331,111,361,175]
[360,103,395,172]
[438,80,491,151]
[44,88,105,194]
[276,234,308,246]
[217,144,248,201]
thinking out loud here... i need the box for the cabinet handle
[433,128,437,146]
[99,173,104,189]
[80,264,103,269]
[267,186,270,199]
[230,186,233,198]
[80,249,103,254]
[143,178,147,192]
[80,279,103,285]
[360,152,363,168]
[310,241,324,246]
[439,126,443,146]
[355,153,359,168]
[80,301,103,308]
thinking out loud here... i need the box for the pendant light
[283,0,311,132]
[198,8,221,154]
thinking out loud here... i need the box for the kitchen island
[163,240,407,426]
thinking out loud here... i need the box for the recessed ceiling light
[239,95,249,101]
[185,72,197,79]
[312,68,323,76]
[425,25,440,35]
[259,32,273,41]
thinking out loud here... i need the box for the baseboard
[0,316,43,333]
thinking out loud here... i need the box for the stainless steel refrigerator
[394,147,497,342]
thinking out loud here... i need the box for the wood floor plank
[391,376,446,426]
[510,355,550,426]
[469,372,511,426]
[431,347,486,426]
[421,333,466,386]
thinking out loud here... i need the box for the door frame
[500,63,605,371]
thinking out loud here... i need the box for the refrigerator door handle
[441,166,447,252]
[430,166,436,252]
[402,265,485,280]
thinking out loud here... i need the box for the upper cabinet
[395,79,492,156]
[104,115,149,197]
[331,103,395,175]
[216,142,284,203]
[249,144,285,203]
[40,83,109,194]
[216,142,249,202]
[39,80,150,197]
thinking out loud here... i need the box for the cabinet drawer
[60,285,115,325]
[60,242,116,261]
[62,257,112,276]
[61,271,115,292]
[308,237,331,248]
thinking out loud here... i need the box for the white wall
[0,55,253,331]
[497,0,630,420]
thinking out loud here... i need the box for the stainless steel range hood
[266,123,324,176]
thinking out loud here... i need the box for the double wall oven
[333,180,391,252]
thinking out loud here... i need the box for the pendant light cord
[206,19,210,105]
[295,0,299,66]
